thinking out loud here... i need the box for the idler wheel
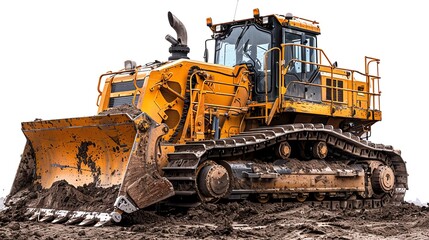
[371,165,395,194]
[198,163,230,199]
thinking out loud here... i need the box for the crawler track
[164,123,408,209]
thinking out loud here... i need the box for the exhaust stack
[166,12,190,60]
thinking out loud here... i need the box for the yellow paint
[22,114,136,188]
[274,15,320,34]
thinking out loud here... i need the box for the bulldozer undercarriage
[23,121,407,227]
[166,123,407,206]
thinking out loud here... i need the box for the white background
[0,0,427,203]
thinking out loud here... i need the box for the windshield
[214,24,271,71]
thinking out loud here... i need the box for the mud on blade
[12,113,137,192]
[10,112,175,224]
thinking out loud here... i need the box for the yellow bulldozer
[7,9,408,226]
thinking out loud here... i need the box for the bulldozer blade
[15,114,137,190]
[11,112,175,224]
[126,173,174,210]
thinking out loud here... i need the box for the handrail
[193,78,249,111]
[280,43,333,67]
[279,43,381,112]
[188,71,198,138]
[365,56,381,112]
[283,80,380,102]
[131,66,143,108]
[96,69,135,107]
[280,44,337,111]
[132,66,143,91]
[96,66,153,107]
[263,47,281,123]
[131,89,139,108]
[97,69,135,95]
[281,43,381,79]
[188,70,249,139]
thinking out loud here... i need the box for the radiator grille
[108,94,140,108]
[111,80,144,93]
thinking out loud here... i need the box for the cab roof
[208,11,320,35]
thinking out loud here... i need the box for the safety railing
[96,69,135,107]
[283,44,380,110]
[188,70,249,139]
[257,43,381,121]
[96,66,152,109]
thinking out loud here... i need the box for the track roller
[256,194,270,203]
[313,192,326,201]
[312,141,328,159]
[276,141,291,159]
[296,193,308,202]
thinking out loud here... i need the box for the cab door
[283,30,321,102]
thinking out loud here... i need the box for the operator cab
[208,9,321,102]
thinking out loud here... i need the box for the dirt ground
[1,194,429,240]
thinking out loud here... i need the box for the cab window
[284,31,317,74]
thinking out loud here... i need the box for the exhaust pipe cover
[168,11,187,45]
[167,12,190,60]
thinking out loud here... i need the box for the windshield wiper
[235,21,250,50]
